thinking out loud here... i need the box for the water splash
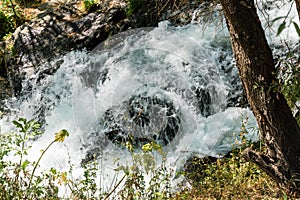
[1,21,259,195]
[0,0,298,196]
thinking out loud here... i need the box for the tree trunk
[295,0,300,22]
[219,0,300,194]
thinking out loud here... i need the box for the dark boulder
[82,89,181,164]
[83,88,181,162]
[102,91,181,146]
[193,87,211,117]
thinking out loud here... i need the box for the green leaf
[32,122,41,130]
[22,159,30,171]
[142,153,155,174]
[142,143,152,153]
[293,22,300,37]
[272,16,286,23]
[18,117,26,122]
[125,141,133,152]
[277,21,286,36]
[50,167,57,175]
[115,166,129,175]
[12,120,23,129]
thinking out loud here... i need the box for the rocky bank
[1,0,218,96]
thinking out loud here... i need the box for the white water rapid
[0,0,299,197]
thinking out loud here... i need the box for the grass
[175,156,287,199]
[174,139,290,200]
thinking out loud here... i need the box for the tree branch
[243,147,283,185]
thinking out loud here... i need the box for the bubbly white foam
[0,0,297,196]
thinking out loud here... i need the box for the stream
[0,0,299,196]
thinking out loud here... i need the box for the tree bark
[295,0,300,22]
[219,0,300,193]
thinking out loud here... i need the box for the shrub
[0,118,173,199]
[0,118,68,199]
[1,117,291,199]
[177,138,289,199]
[0,0,24,40]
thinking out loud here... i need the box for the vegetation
[0,0,37,78]
[81,0,100,13]
[0,0,23,39]
[0,117,294,199]
[125,0,144,16]
[177,133,290,199]
[0,0,35,40]
[176,152,289,199]
[270,2,300,125]
[0,118,174,199]
[276,49,300,124]
[0,0,300,199]
[0,118,66,199]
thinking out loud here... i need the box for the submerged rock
[82,88,181,164]
[89,89,179,142]
[103,92,181,146]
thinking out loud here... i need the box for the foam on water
[0,0,298,196]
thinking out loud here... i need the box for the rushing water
[0,0,299,196]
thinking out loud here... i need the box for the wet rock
[0,76,12,114]
[127,0,220,27]
[6,4,126,94]
[194,87,211,117]
[217,50,249,108]
[81,89,181,163]
[102,91,181,146]
[81,146,103,165]
[4,0,216,95]
[79,63,109,92]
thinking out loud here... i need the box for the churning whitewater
[0,21,257,190]
[1,0,298,195]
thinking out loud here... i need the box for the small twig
[28,140,56,189]
[8,0,19,21]
[157,0,172,16]
[104,174,126,200]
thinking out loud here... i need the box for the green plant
[253,52,300,126]
[113,141,172,200]
[178,130,291,200]
[2,117,291,199]
[278,62,300,124]
[269,1,300,37]
[43,139,172,199]
[81,0,100,12]
[126,0,144,16]
[62,157,103,200]
[0,0,24,40]
[0,118,69,199]
[271,48,300,125]
[0,10,14,39]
